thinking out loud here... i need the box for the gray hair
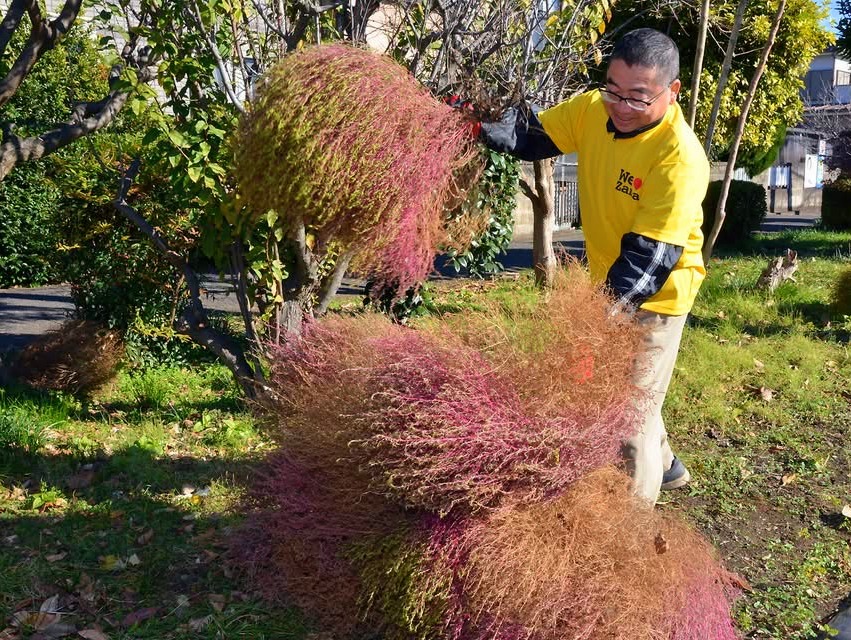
[610,28,680,85]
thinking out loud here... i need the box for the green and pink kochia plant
[351,468,739,640]
[235,43,483,302]
[230,266,740,638]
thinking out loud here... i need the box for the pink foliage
[235,43,481,295]
[264,312,634,516]
[352,329,635,514]
[230,270,740,639]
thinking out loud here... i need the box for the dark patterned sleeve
[606,232,683,311]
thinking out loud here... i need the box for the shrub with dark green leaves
[0,25,110,286]
[821,176,851,231]
[445,150,520,277]
[702,179,768,248]
[0,163,61,286]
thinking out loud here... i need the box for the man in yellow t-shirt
[479,28,710,504]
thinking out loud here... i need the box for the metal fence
[554,156,579,228]
[554,180,579,228]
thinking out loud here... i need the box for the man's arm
[479,105,562,161]
[606,233,683,312]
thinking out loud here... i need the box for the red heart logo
[633,178,643,189]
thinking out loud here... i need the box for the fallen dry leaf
[75,574,97,605]
[30,621,77,640]
[126,554,141,566]
[753,358,765,370]
[654,533,669,555]
[98,555,123,571]
[65,470,94,491]
[759,387,775,402]
[842,505,851,518]
[188,616,213,632]
[78,629,110,640]
[121,607,158,628]
[45,552,67,563]
[11,596,76,639]
[738,458,754,481]
[207,594,226,613]
[136,529,154,546]
[726,571,753,592]
[781,473,797,487]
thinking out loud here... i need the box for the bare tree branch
[0,0,32,60]
[704,0,787,262]
[687,0,709,128]
[0,88,128,180]
[114,159,264,397]
[0,0,84,108]
[188,0,247,114]
[704,0,748,155]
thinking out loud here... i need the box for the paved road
[0,285,76,353]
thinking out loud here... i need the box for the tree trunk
[687,0,710,129]
[520,158,556,287]
[316,249,354,315]
[703,0,787,263]
[703,0,749,156]
[114,160,269,401]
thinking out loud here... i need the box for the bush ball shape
[831,265,851,316]
[264,268,643,517]
[10,320,123,395]
[235,43,481,295]
[232,266,739,638]
[352,469,739,640]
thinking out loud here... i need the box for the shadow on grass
[689,300,848,344]
[1,374,248,430]
[0,446,308,639]
[712,230,851,260]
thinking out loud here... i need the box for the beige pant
[622,310,689,505]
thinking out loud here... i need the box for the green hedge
[701,179,768,248]
[0,164,61,287]
[821,176,851,230]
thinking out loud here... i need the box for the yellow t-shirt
[538,90,709,316]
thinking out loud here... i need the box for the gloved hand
[444,95,482,139]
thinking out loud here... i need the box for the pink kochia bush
[234,43,482,295]
[231,267,740,639]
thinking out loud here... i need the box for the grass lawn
[1,228,850,639]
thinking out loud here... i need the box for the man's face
[602,59,681,133]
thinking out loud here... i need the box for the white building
[803,48,851,106]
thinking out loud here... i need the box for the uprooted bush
[235,43,483,299]
[10,320,123,395]
[230,265,740,638]
[354,468,739,640]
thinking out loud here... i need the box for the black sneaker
[661,457,691,490]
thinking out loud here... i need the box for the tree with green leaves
[0,1,152,180]
[610,0,832,174]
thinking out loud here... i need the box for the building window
[837,70,851,86]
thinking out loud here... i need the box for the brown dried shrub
[440,262,647,418]
[459,467,739,640]
[10,320,123,395]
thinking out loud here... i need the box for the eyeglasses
[598,85,670,112]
